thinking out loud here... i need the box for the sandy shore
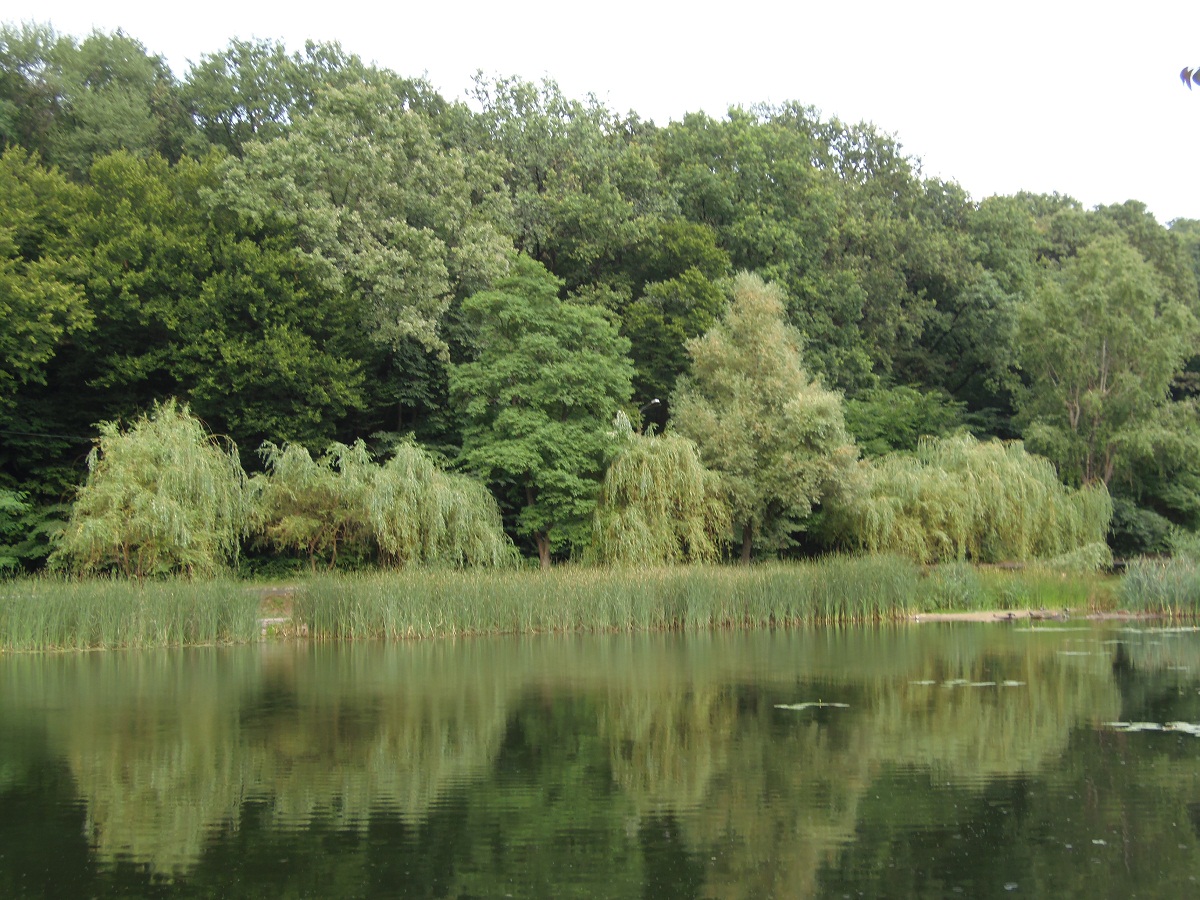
[910,609,1147,623]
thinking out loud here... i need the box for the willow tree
[589,415,729,565]
[255,439,513,569]
[253,440,375,569]
[673,272,857,562]
[51,400,251,577]
[368,443,515,568]
[824,434,1113,565]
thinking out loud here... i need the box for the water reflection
[2,624,1199,896]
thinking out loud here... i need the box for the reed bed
[0,578,260,651]
[923,562,1119,613]
[1119,557,1200,617]
[295,555,924,641]
[1,554,1133,652]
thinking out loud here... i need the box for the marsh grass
[1,555,1130,652]
[0,578,259,651]
[295,555,924,641]
[1120,557,1200,616]
[967,565,1119,612]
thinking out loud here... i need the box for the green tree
[0,147,90,408]
[1016,236,1198,487]
[254,440,513,570]
[843,384,969,456]
[823,435,1112,564]
[51,400,251,577]
[673,272,857,562]
[58,150,364,451]
[588,414,729,565]
[450,256,634,566]
[467,76,668,295]
[183,37,455,157]
[0,24,191,177]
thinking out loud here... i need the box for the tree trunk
[740,522,753,565]
[535,532,551,569]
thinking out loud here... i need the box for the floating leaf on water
[1106,721,1200,736]
[1106,722,1163,732]
[774,702,850,710]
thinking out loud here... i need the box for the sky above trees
[7,0,1200,224]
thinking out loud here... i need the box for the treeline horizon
[2,22,1198,572]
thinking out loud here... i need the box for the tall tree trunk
[535,533,551,569]
[740,522,753,564]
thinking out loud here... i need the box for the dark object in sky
[1183,67,1200,89]
[639,398,668,435]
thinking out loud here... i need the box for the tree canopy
[673,273,857,562]
[5,23,1200,566]
[451,255,634,565]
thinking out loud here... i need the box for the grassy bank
[0,555,1129,652]
[0,578,260,651]
[1120,557,1200,617]
[296,555,923,641]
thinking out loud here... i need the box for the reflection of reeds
[296,557,923,640]
[0,578,259,650]
[0,627,1127,883]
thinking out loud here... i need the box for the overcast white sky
[8,1,1200,223]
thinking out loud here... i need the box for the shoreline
[910,609,1153,624]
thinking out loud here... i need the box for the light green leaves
[51,400,251,577]
[673,272,856,561]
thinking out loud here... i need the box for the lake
[2,623,1199,897]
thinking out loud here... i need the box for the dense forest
[2,23,1198,573]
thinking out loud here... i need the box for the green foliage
[0,147,91,407]
[825,434,1112,565]
[254,439,514,570]
[451,255,634,565]
[0,487,28,571]
[588,416,729,565]
[50,400,251,577]
[220,81,512,360]
[1108,496,1175,558]
[253,441,373,568]
[622,265,727,403]
[370,443,516,568]
[0,24,190,177]
[673,272,856,560]
[844,384,969,456]
[182,38,376,156]
[468,75,667,293]
[1017,235,1198,486]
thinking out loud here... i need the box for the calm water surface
[2,624,1200,898]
